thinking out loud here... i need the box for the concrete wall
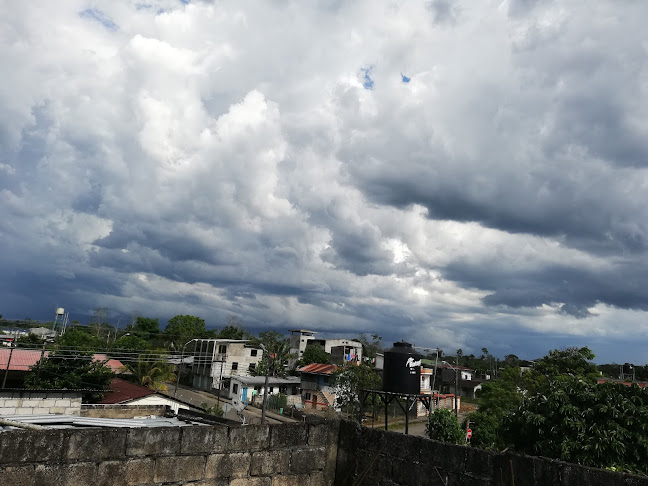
[0,421,339,486]
[81,404,168,419]
[0,391,82,416]
[335,420,648,486]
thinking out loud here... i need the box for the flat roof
[289,329,317,334]
[226,375,300,386]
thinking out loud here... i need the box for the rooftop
[0,348,124,372]
[297,363,338,375]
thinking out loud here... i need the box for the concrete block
[63,408,79,415]
[270,424,308,449]
[55,399,71,407]
[271,474,323,486]
[250,450,291,476]
[0,407,16,415]
[123,458,154,485]
[229,425,270,451]
[307,423,329,446]
[494,453,535,486]
[419,439,467,473]
[464,447,494,480]
[15,408,34,415]
[50,407,66,414]
[67,428,127,462]
[230,478,272,486]
[49,393,63,399]
[34,462,97,486]
[153,455,206,483]
[96,461,127,486]
[31,392,47,399]
[181,425,229,454]
[0,429,66,464]
[290,446,326,474]
[126,427,180,456]
[0,465,34,486]
[206,453,251,479]
[3,399,20,407]
[40,399,56,407]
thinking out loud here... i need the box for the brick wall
[0,391,82,416]
[334,420,648,486]
[0,421,339,486]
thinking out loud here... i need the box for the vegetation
[24,351,115,402]
[121,354,176,392]
[332,363,381,421]
[297,344,331,366]
[251,331,293,377]
[200,402,224,417]
[426,409,465,444]
[164,315,207,349]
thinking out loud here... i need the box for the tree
[16,334,44,346]
[112,335,150,353]
[252,331,293,377]
[24,351,115,402]
[356,333,383,360]
[298,344,331,366]
[130,317,160,339]
[533,346,598,384]
[90,307,110,337]
[164,315,206,348]
[121,354,176,392]
[426,409,465,444]
[332,363,381,421]
[504,377,648,474]
[56,328,104,350]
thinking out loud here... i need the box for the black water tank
[383,341,423,394]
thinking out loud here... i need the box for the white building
[289,330,363,366]
[190,339,263,393]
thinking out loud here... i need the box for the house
[297,363,338,410]
[289,330,363,367]
[28,327,57,341]
[228,375,301,406]
[99,377,203,414]
[189,339,263,394]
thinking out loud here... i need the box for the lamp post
[174,339,198,398]
[259,344,269,424]
[441,360,460,417]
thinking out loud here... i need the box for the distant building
[99,377,203,414]
[297,363,338,410]
[228,375,301,405]
[289,329,363,367]
[189,339,263,394]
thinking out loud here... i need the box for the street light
[259,344,269,424]
[442,360,460,417]
[174,339,199,398]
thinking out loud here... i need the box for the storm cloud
[2,1,648,362]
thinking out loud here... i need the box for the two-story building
[190,339,263,396]
[289,330,363,367]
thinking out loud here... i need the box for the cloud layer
[2,0,648,362]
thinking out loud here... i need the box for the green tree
[56,328,104,350]
[16,334,44,346]
[533,346,598,383]
[426,409,465,444]
[356,333,383,360]
[298,344,331,366]
[24,351,115,402]
[165,315,206,349]
[504,377,648,473]
[252,331,293,377]
[128,317,160,339]
[112,335,150,353]
[121,354,176,392]
[331,363,381,421]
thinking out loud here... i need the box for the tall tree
[252,331,293,377]
[164,315,206,349]
[297,344,331,366]
[131,316,160,339]
[121,354,176,392]
[332,363,381,421]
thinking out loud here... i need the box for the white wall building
[190,339,263,393]
[289,330,363,366]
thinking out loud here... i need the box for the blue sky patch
[79,8,118,31]
[361,66,374,90]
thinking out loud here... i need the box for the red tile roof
[0,348,124,372]
[297,363,338,375]
[99,378,156,404]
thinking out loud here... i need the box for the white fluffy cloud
[2,1,648,362]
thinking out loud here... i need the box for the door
[312,393,318,409]
[242,387,248,403]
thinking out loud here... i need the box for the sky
[2,1,648,363]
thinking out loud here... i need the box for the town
[2,312,648,484]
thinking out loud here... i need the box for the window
[233,384,239,394]
[218,344,227,354]
[250,349,258,357]
[305,392,311,400]
[249,363,256,372]
[231,362,238,371]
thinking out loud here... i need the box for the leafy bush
[426,409,465,444]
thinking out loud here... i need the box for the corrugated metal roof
[0,414,203,430]
[99,378,156,404]
[0,349,124,372]
[297,363,338,375]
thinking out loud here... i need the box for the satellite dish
[232,398,248,425]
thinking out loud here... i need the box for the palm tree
[121,354,176,392]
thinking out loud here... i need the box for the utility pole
[2,346,14,388]
[454,354,459,417]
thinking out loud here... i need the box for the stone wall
[0,390,82,416]
[80,404,169,419]
[0,421,339,486]
[334,420,648,486]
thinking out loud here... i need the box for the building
[228,375,301,405]
[289,329,363,367]
[297,363,338,410]
[189,339,263,394]
[99,378,203,414]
